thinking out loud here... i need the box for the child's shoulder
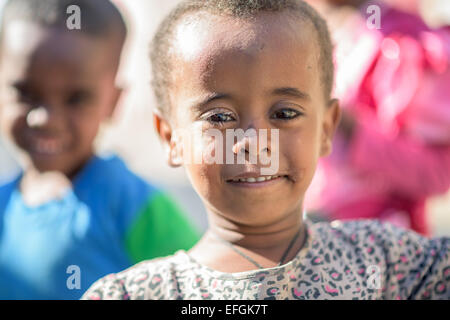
[77,154,162,198]
[81,251,188,300]
[308,218,449,274]
[310,218,446,254]
[310,219,449,299]
[76,153,172,221]
[312,218,425,241]
[81,154,150,186]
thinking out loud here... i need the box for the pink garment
[306,3,450,236]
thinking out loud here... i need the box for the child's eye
[11,84,35,105]
[270,108,303,120]
[66,90,92,107]
[202,111,236,125]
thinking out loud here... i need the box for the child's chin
[228,207,288,227]
[30,160,67,174]
[29,154,79,176]
[224,198,289,218]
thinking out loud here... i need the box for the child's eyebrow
[271,87,311,101]
[190,92,231,112]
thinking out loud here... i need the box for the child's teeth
[32,138,64,155]
[233,175,282,183]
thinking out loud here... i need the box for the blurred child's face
[0,22,121,177]
[156,13,340,227]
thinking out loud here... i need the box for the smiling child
[82,0,449,300]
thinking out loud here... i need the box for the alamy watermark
[172,127,280,175]
[65,4,381,31]
[367,265,382,290]
[66,5,81,30]
[66,265,81,290]
[366,4,381,30]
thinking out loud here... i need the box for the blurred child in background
[0,0,199,299]
[305,0,450,236]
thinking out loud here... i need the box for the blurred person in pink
[305,0,450,236]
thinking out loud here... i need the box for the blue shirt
[0,155,199,299]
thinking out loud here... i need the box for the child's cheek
[2,107,28,146]
[201,128,228,165]
[280,124,320,184]
[177,123,227,166]
[184,161,222,205]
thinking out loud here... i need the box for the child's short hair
[150,0,334,116]
[0,0,127,58]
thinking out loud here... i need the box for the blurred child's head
[0,0,126,178]
[151,0,340,228]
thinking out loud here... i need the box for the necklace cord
[278,226,302,266]
[211,226,304,270]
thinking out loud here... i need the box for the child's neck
[188,207,307,273]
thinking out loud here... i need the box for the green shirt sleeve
[124,192,201,263]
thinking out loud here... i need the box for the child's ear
[320,99,341,157]
[152,110,183,167]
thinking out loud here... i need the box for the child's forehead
[169,12,321,99]
[1,21,114,76]
[172,12,316,64]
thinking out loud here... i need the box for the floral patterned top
[82,220,449,300]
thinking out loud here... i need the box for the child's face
[155,13,340,226]
[0,22,121,177]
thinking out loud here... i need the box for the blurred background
[0,0,449,236]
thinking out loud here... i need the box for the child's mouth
[25,133,69,156]
[226,175,289,187]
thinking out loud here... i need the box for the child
[82,0,449,300]
[0,0,199,299]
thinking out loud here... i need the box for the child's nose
[232,130,270,157]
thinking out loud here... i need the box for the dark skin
[0,22,122,204]
[154,13,341,273]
